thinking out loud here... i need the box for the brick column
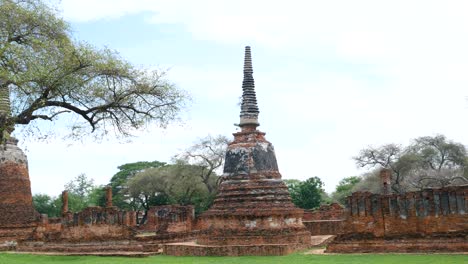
[61,190,69,215]
[105,186,113,207]
[380,168,392,195]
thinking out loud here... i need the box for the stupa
[196,46,311,253]
[0,85,39,230]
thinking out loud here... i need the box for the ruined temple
[0,138,40,228]
[192,46,311,252]
[0,86,40,241]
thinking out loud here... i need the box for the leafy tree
[64,173,96,212]
[65,173,94,199]
[33,193,61,217]
[353,134,468,193]
[109,161,166,209]
[174,135,229,194]
[127,163,218,220]
[0,0,187,142]
[164,164,216,213]
[126,165,173,223]
[406,135,467,188]
[331,176,361,205]
[286,177,326,210]
[87,186,106,207]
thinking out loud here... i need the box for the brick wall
[302,203,345,235]
[303,203,344,221]
[35,207,137,242]
[139,205,194,233]
[342,185,468,237]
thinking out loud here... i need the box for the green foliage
[127,164,218,215]
[331,176,361,205]
[0,0,188,141]
[285,177,326,210]
[65,174,94,199]
[109,161,167,210]
[175,134,229,195]
[32,194,61,217]
[64,174,103,212]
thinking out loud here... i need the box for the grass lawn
[0,252,466,264]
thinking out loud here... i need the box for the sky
[16,0,468,195]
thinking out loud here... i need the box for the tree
[127,163,218,220]
[406,135,467,189]
[109,161,167,210]
[353,144,419,192]
[64,173,97,212]
[285,177,326,210]
[126,166,171,219]
[164,164,216,213]
[33,193,61,217]
[0,0,187,142]
[353,134,468,193]
[174,135,229,195]
[331,176,361,205]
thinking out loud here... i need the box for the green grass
[0,253,466,264]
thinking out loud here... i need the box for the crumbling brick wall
[139,205,194,234]
[303,203,344,221]
[342,185,468,237]
[302,203,345,235]
[36,207,136,242]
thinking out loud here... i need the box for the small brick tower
[380,168,392,195]
[197,46,311,248]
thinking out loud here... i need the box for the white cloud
[28,0,468,194]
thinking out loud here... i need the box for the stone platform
[163,241,305,256]
[326,236,468,253]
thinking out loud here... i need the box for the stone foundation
[163,241,307,256]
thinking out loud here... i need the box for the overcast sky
[17,0,468,195]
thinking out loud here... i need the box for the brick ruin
[0,137,40,243]
[139,205,194,234]
[0,47,467,256]
[164,46,311,256]
[302,203,345,236]
[327,184,468,252]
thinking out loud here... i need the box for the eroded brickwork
[139,205,194,234]
[196,128,311,247]
[302,203,345,235]
[303,203,344,221]
[0,138,39,228]
[327,185,468,252]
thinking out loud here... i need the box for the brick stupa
[0,86,39,230]
[0,138,39,228]
[196,46,311,251]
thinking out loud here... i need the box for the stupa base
[163,240,311,256]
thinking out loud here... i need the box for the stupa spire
[0,85,13,141]
[239,46,259,129]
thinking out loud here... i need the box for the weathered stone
[139,205,194,234]
[327,185,468,253]
[105,187,113,208]
[0,138,39,227]
[195,47,311,250]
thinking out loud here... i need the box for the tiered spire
[0,87,10,117]
[0,85,13,140]
[239,46,260,128]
